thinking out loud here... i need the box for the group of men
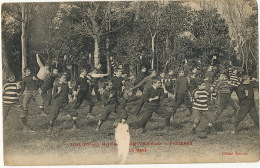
[2,54,259,138]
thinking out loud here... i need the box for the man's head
[96,63,102,70]
[59,73,67,83]
[218,73,227,81]
[114,69,123,77]
[106,80,113,90]
[80,68,87,76]
[45,64,50,71]
[66,64,72,70]
[153,79,162,89]
[192,67,198,74]
[52,68,59,76]
[197,80,206,90]
[141,66,147,73]
[168,69,174,75]
[148,69,156,77]
[7,74,15,82]
[232,68,238,75]
[207,65,213,72]
[160,72,165,78]
[24,67,31,76]
[178,69,185,77]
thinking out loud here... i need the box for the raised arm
[132,76,149,89]
[174,78,179,95]
[36,53,44,68]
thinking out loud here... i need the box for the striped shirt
[228,68,232,75]
[3,82,21,104]
[215,80,230,94]
[229,74,240,87]
[192,89,209,111]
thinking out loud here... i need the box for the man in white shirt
[36,53,50,84]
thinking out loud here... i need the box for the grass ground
[3,90,260,165]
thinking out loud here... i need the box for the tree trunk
[151,34,156,69]
[165,34,169,53]
[106,38,111,75]
[2,36,13,84]
[21,3,28,77]
[93,36,100,68]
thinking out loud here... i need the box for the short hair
[197,79,205,86]
[141,66,146,69]
[160,71,165,75]
[80,68,87,73]
[6,73,15,79]
[191,67,197,71]
[148,69,155,75]
[114,68,122,73]
[178,69,184,73]
[103,79,113,89]
[152,78,160,84]
[58,73,67,78]
[23,67,31,72]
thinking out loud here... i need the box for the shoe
[141,128,147,134]
[206,126,212,134]
[40,112,48,117]
[198,135,207,139]
[191,127,196,134]
[23,127,36,133]
[164,127,170,133]
[47,127,53,133]
[70,125,80,131]
[231,128,238,134]
[86,114,95,119]
[95,127,100,132]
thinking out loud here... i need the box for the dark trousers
[49,98,75,123]
[234,102,259,128]
[41,87,52,106]
[90,84,102,101]
[230,86,239,97]
[118,96,130,120]
[140,104,171,128]
[211,93,238,123]
[165,85,174,94]
[100,104,118,121]
[172,93,192,117]
[74,90,95,114]
[134,96,146,116]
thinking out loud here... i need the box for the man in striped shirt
[3,74,22,121]
[191,80,212,136]
[206,73,238,134]
[3,74,35,133]
[228,68,240,97]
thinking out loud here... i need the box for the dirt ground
[3,90,260,166]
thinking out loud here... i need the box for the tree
[219,0,257,74]
[191,8,231,65]
[64,2,130,68]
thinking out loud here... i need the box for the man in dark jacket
[139,79,171,133]
[232,75,259,134]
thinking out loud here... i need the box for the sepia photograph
[1,0,259,166]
